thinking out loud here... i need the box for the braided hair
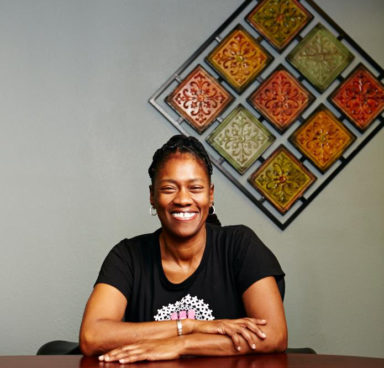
[148,135,221,226]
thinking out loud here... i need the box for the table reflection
[80,354,288,368]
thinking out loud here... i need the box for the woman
[79,135,287,363]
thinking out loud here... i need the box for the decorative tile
[207,104,275,174]
[205,25,273,94]
[287,23,354,92]
[246,0,313,52]
[330,63,384,131]
[248,145,316,214]
[289,105,356,173]
[248,65,314,133]
[166,65,234,134]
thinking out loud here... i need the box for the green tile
[287,23,354,92]
[207,105,275,174]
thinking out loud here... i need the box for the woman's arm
[99,333,247,363]
[242,275,287,353]
[99,276,287,363]
[79,283,189,355]
[79,283,267,356]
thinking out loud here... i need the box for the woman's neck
[160,227,207,266]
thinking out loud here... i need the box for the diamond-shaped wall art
[207,104,275,174]
[287,23,354,92]
[149,0,384,229]
[248,65,314,133]
[206,24,273,94]
[246,0,313,52]
[248,145,316,214]
[329,63,384,132]
[166,65,234,134]
[289,105,356,173]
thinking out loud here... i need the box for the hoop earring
[209,205,216,215]
[150,206,157,216]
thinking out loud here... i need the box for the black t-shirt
[96,223,284,322]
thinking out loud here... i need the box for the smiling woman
[150,152,213,241]
[79,135,287,364]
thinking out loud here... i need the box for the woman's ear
[209,184,214,205]
[149,185,154,206]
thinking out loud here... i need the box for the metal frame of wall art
[149,0,384,230]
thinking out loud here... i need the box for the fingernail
[251,344,256,350]
[237,346,241,351]
[262,332,267,338]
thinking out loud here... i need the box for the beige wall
[0,0,383,357]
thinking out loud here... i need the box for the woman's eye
[190,186,204,192]
[160,187,175,192]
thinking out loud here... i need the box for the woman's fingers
[254,318,267,326]
[231,333,242,351]
[231,328,256,351]
[101,347,149,364]
[215,318,268,351]
[118,350,147,364]
[100,345,137,362]
[244,318,267,340]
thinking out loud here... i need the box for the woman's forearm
[99,322,287,363]
[80,319,193,356]
[81,317,276,356]
[181,328,287,356]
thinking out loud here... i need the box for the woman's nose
[173,188,192,205]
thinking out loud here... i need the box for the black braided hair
[148,135,221,226]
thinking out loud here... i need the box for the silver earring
[209,205,216,215]
[150,206,157,216]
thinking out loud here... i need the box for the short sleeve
[233,226,285,295]
[95,240,133,301]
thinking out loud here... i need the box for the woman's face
[150,152,214,240]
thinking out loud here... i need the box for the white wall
[0,0,383,358]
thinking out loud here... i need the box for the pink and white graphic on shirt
[170,310,195,320]
[153,294,215,321]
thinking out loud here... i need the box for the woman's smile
[171,211,198,220]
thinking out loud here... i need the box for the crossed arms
[79,276,287,363]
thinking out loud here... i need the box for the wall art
[289,105,356,173]
[149,0,384,230]
[248,64,315,133]
[205,24,273,94]
[207,104,275,174]
[248,145,316,213]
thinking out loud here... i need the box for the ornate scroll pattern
[248,145,316,214]
[166,65,233,133]
[207,105,275,174]
[246,0,313,51]
[330,64,384,131]
[289,106,356,172]
[287,23,354,92]
[248,66,314,132]
[206,25,272,93]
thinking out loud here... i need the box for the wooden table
[1,354,383,368]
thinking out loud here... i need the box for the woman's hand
[99,337,182,364]
[191,317,267,351]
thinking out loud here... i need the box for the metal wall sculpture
[149,0,384,230]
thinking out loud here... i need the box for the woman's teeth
[172,212,195,219]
